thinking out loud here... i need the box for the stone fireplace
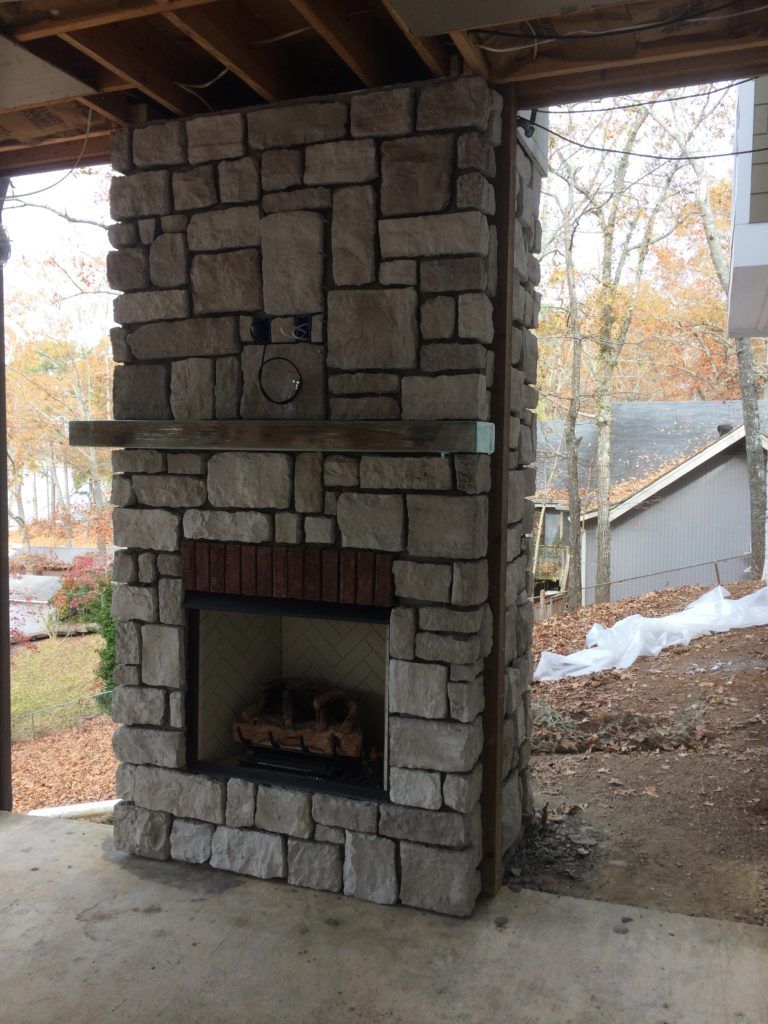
[96,74,541,917]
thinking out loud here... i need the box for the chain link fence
[11,689,113,744]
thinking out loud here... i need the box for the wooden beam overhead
[78,92,134,126]
[0,134,110,175]
[0,128,112,155]
[285,0,389,87]
[60,24,202,116]
[13,0,220,42]
[163,7,297,102]
[380,0,450,77]
[450,29,491,79]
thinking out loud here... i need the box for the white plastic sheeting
[535,586,768,682]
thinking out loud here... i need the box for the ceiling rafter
[0,134,111,175]
[379,0,451,78]
[12,0,220,42]
[449,30,491,79]
[162,7,298,102]
[284,0,389,87]
[59,24,202,116]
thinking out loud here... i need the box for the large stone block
[188,207,261,251]
[183,510,272,543]
[420,343,488,373]
[420,256,487,293]
[399,842,481,917]
[379,804,474,847]
[114,802,171,860]
[170,819,215,864]
[132,474,206,509]
[389,767,442,810]
[133,765,225,823]
[260,211,324,315]
[458,293,494,343]
[113,289,188,326]
[447,678,484,723]
[381,135,452,216]
[128,317,239,360]
[327,288,417,370]
[186,112,244,163]
[443,764,483,813]
[388,659,447,719]
[112,450,164,474]
[225,777,256,827]
[210,825,286,879]
[336,493,404,552]
[113,508,180,551]
[113,365,170,420]
[312,794,378,833]
[294,453,323,513]
[261,148,302,191]
[393,560,451,603]
[115,619,141,664]
[247,102,347,148]
[451,560,489,606]
[380,212,489,259]
[215,355,242,419]
[389,716,483,773]
[191,250,261,314]
[389,606,415,660]
[219,156,260,203]
[402,374,488,421]
[112,726,185,768]
[133,121,185,167]
[379,260,416,286]
[108,222,137,249]
[171,358,215,421]
[207,452,292,509]
[330,396,399,420]
[415,631,480,665]
[421,296,455,339]
[323,455,359,488]
[350,87,412,137]
[419,606,483,633]
[328,373,399,395]
[255,786,313,838]
[262,188,331,213]
[149,233,187,288]
[111,584,158,623]
[173,165,217,210]
[107,248,147,291]
[407,495,487,559]
[240,343,326,420]
[159,577,184,625]
[359,456,452,491]
[456,172,495,215]
[457,131,496,176]
[287,839,343,892]
[332,185,375,286]
[304,139,376,185]
[110,171,170,219]
[454,454,491,495]
[141,623,184,688]
[343,832,397,905]
[417,77,493,131]
[111,685,165,727]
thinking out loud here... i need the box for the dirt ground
[512,583,768,926]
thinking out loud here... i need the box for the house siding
[583,449,753,603]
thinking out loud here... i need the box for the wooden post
[481,86,517,895]
[0,179,12,811]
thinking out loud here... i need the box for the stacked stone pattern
[108,76,541,918]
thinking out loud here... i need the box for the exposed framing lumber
[78,93,134,126]
[68,419,496,454]
[450,29,491,78]
[285,0,389,87]
[380,0,450,77]
[60,25,201,116]
[0,135,111,175]
[481,85,516,896]
[163,7,297,102]
[13,0,219,42]
[0,129,112,155]
[494,21,768,87]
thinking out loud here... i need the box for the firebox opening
[185,594,389,798]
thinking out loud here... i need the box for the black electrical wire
[529,120,768,161]
[250,317,303,405]
[537,78,753,115]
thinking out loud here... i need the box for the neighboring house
[535,401,768,603]
[8,575,61,640]
[728,77,768,338]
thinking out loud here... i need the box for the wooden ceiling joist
[449,30,490,79]
[12,0,219,42]
[163,7,297,102]
[379,0,450,78]
[0,134,111,175]
[60,24,201,116]
[285,0,389,87]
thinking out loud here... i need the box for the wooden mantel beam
[163,7,298,102]
[284,0,389,87]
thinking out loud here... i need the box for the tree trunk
[564,339,583,611]
[734,336,766,578]
[13,484,30,549]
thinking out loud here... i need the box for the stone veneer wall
[106,75,541,917]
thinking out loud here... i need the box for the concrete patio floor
[0,811,766,1024]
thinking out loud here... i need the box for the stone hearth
[105,75,541,916]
